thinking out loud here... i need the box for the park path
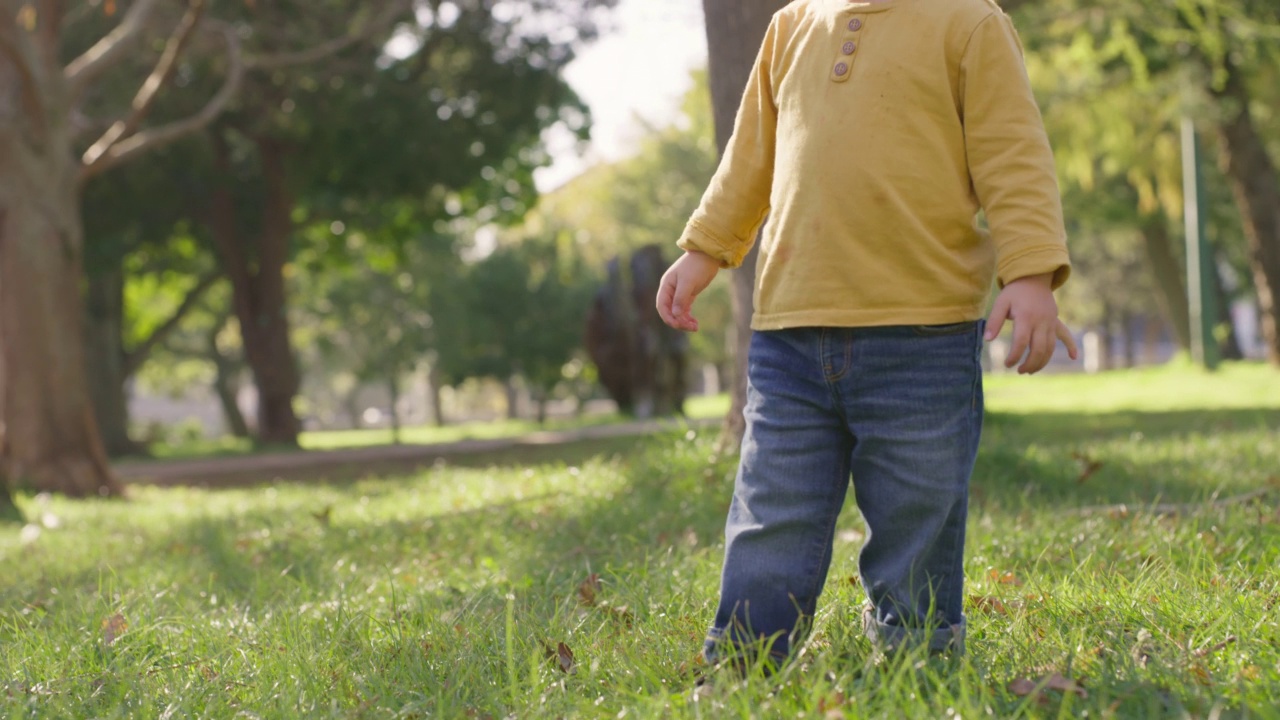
[112,417,716,487]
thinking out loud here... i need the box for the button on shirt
[677,0,1070,330]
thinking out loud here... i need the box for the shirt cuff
[676,219,752,269]
[997,245,1071,290]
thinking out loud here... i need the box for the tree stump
[585,245,688,418]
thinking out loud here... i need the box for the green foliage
[435,233,598,399]
[2,365,1279,717]
[532,71,732,373]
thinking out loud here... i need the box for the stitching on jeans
[826,330,853,381]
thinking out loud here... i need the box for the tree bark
[1210,252,1244,361]
[387,371,401,444]
[426,362,446,426]
[83,260,139,457]
[505,379,520,420]
[1212,61,1280,364]
[0,124,122,497]
[208,132,302,446]
[208,315,251,438]
[700,0,785,452]
[1139,214,1192,352]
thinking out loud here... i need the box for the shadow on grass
[44,407,1276,616]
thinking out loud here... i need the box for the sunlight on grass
[15,367,1276,717]
[986,360,1280,413]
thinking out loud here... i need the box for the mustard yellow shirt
[678,0,1071,330]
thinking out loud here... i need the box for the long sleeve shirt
[678,0,1071,330]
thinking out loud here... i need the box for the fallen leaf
[102,613,127,646]
[1044,672,1087,697]
[1008,673,1087,700]
[1190,663,1211,685]
[988,569,1023,586]
[1193,636,1236,658]
[312,506,332,526]
[847,576,862,587]
[817,690,847,717]
[556,641,575,673]
[577,573,601,607]
[1240,665,1260,681]
[1071,452,1104,483]
[970,595,1008,615]
[1008,677,1038,696]
[602,603,635,626]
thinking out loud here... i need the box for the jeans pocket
[911,321,978,337]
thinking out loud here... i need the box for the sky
[533,0,708,191]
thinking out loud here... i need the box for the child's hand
[984,272,1079,374]
[656,250,720,332]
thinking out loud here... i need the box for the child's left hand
[984,272,1079,374]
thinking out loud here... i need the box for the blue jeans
[704,322,985,664]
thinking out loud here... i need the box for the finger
[1005,319,1030,368]
[1020,324,1053,374]
[671,277,698,331]
[985,295,1010,341]
[1056,320,1079,360]
[656,276,677,329]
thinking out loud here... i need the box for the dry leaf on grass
[1192,636,1236,658]
[1008,672,1087,702]
[1071,452,1104,483]
[988,569,1023,586]
[102,613,128,646]
[556,642,575,673]
[577,573,601,607]
[969,595,1008,615]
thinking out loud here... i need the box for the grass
[146,395,733,461]
[3,362,1279,718]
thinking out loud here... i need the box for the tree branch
[122,270,222,378]
[64,0,162,98]
[246,0,412,70]
[79,24,243,182]
[82,0,206,173]
[0,7,47,128]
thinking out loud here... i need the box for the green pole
[1180,118,1219,370]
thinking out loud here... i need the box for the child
[656,0,1077,666]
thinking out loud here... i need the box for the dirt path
[113,418,717,487]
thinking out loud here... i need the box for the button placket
[830,15,863,82]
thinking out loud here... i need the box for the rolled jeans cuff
[863,606,966,655]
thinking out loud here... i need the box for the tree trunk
[1139,214,1192,352]
[0,125,122,497]
[1098,301,1115,371]
[1212,62,1280,364]
[426,362,446,427]
[83,260,140,457]
[208,132,302,446]
[701,0,785,451]
[1120,312,1136,369]
[208,316,251,438]
[1210,254,1244,361]
[505,379,520,420]
[536,394,549,425]
[387,371,401,444]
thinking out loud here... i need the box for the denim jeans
[704,322,985,664]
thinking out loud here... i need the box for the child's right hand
[656,250,720,332]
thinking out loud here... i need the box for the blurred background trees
[2,0,1277,501]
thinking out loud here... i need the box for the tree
[697,0,787,450]
[1015,0,1280,362]
[0,0,415,498]
[436,234,596,423]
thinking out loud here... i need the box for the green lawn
[4,363,1279,718]
[148,395,733,460]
